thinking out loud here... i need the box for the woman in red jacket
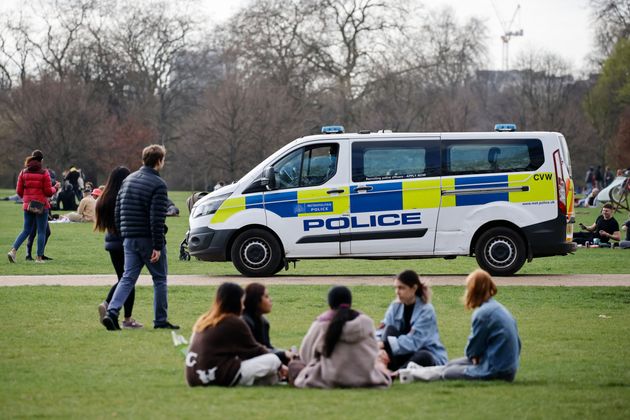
[8,155,57,263]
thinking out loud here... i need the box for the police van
[187,125,576,277]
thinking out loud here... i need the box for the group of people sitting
[185,268,521,389]
[574,202,630,248]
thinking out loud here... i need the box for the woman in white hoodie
[293,286,391,389]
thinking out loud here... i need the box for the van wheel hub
[485,237,515,268]
[242,240,270,267]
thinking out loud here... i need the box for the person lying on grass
[185,282,288,387]
[400,269,521,382]
[291,286,391,388]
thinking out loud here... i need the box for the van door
[263,142,350,257]
[347,138,441,255]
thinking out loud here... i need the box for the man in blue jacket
[102,144,179,331]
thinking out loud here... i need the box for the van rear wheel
[231,229,283,277]
[474,227,526,276]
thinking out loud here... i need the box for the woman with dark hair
[378,270,448,370]
[186,282,286,387]
[293,286,391,388]
[94,166,142,329]
[243,283,294,364]
[8,155,58,263]
[401,269,521,382]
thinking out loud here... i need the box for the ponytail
[397,269,431,303]
[323,305,359,358]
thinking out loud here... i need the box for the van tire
[231,229,283,277]
[474,227,526,276]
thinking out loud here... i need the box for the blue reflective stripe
[350,182,403,213]
[245,194,264,209]
[455,175,508,206]
[263,191,298,217]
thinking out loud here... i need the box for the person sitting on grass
[378,270,448,370]
[242,283,295,365]
[185,282,287,387]
[574,203,620,246]
[401,269,521,383]
[66,188,101,223]
[620,215,630,249]
[291,286,392,388]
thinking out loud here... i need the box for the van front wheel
[474,227,526,276]
[231,229,283,277]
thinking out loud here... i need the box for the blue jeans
[12,210,48,257]
[107,238,168,325]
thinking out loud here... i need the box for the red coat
[16,160,56,210]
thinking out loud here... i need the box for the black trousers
[382,325,437,370]
[26,221,51,257]
[104,249,135,318]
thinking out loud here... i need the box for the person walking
[101,144,178,331]
[8,154,58,263]
[24,150,53,261]
[94,166,142,329]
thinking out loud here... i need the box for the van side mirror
[261,166,275,190]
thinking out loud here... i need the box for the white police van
[188,125,576,277]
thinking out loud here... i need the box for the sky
[0,0,596,73]
[203,0,595,73]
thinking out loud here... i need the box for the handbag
[27,200,45,215]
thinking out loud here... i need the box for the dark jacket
[115,166,168,251]
[104,232,123,251]
[185,315,268,387]
[242,312,272,349]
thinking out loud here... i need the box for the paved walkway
[1,274,630,287]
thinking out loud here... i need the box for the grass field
[1,285,629,419]
[1,189,629,276]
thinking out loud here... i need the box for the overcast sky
[204,0,595,73]
[0,0,596,73]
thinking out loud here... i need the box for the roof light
[494,123,517,132]
[321,125,345,134]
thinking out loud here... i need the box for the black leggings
[26,221,51,257]
[382,325,437,370]
[104,249,135,318]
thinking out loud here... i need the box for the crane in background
[491,2,524,71]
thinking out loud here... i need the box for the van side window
[273,144,339,189]
[444,139,544,175]
[352,140,440,182]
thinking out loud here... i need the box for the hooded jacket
[294,312,391,389]
[16,160,56,210]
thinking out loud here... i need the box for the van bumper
[187,227,236,261]
[522,215,577,257]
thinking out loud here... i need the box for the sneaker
[42,255,53,261]
[122,319,144,329]
[154,321,180,330]
[102,315,121,331]
[25,255,33,261]
[98,302,108,322]
[7,249,16,263]
[34,258,45,264]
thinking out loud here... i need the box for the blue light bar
[494,123,517,132]
[321,125,345,134]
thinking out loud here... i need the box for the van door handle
[355,186,373,192]
[327,189,344,194]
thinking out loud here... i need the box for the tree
[585,38,630,168]
[590,0,630,62]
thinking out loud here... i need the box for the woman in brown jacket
[185,282,286,387]
[293,286,392,389]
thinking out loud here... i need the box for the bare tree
[590,0,630,61]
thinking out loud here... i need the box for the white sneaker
[410,366,445,382]
[7,249,16,263]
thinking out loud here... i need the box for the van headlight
[192,193,231,218]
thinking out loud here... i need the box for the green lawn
[1,189,628,276]
[0,286,629,419]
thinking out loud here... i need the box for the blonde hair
[192,282,244,333]
[463,269,497,310]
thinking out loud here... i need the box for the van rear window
[444,139,544,175]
